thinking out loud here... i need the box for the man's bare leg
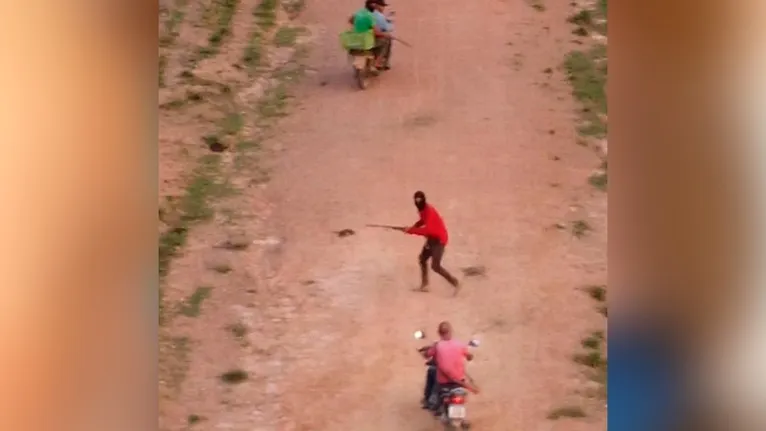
[419,258,430,291]
[418,246,430,291]
[430,244,460,294]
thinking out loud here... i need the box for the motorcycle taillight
[449,395,465,405]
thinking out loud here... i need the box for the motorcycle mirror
[414,330,425,339]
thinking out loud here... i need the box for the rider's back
[352,8,375,33]
[433,339,469,384]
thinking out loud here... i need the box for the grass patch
[199,0,239,59]
[564,45,607,138]
[222,112,244,135]
[527,0,546,11]
[210,262,232,273]
[564,49,606,113]
[187,414,205,425]
[588,170,607,191]
[573,350,605,368]
[243,33,264,72]
[282,0,306,17]
[159,55,167,88]
[571,219,591,238]
[220,368,249,384]
[159,335,191,393]
[274,26,304,47]
[180,286,213,317]
[567,10,593,26]
[227,321,248,339]
[547,405,586,420]
[160,98,186,110]
[160,2,188,47]
[236,139,261,152]
[584,285,606,302]
[568,3,607,34]
[158,155,222,300]
[254,0,278,30]
[258,83,290,119]
[581,334,601,350]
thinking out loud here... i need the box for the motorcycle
[341,11,397,90]
[415,330,480,430]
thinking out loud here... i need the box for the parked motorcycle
[415,330,480,430]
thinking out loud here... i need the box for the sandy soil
[159,0,607,430]
[255,1,607,430]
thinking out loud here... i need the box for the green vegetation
[564,46,607,138]
[257,83,290,119]
[527,0,546,12]
[187,414,205,425]
[199,0,240,59]
[227,321,248,341]
[584,285,606,302]
[547,405,586,420]
[159,335,191,393]
[159,155,224,324]
[180,286,213,317]
[581,334,601,350]
[282,0,306,17]
[588,170,607,191]
[160,3,188,47]
[243,33,264,72]
[222,112,245,135]
[571,219,591,238]
[159,55,168,88]
[254,0,278,29]
[274,26,305,47]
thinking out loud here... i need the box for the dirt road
[243,1,607,430]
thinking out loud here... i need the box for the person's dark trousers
[419,238,459,287]
[381,36,392,67]
[423,365,437,407]
[372,37,390,67]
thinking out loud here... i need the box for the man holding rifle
[377,191,461,293]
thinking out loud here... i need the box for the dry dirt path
[250,1,606,430]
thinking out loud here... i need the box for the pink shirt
[427,339,470,384]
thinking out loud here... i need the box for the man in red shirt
[397,191,460,293]
[420,321,479,411]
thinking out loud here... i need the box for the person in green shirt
[347,0,392,70]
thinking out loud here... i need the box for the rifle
[366,224,406,231]
[391,36,412,47]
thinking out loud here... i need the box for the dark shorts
[373,36,390,57]
[419,237,445,263]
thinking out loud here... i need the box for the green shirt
[352,8,375,33]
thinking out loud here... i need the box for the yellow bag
[339,30,374,51]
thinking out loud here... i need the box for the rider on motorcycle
[419,321,480,412]
[347,0,393,70]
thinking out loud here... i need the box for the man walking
[398,191,461,293]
